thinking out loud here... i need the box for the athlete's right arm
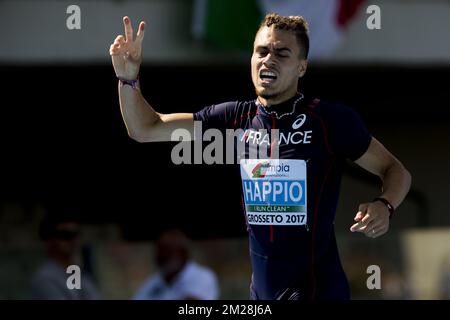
[110,16,194,142]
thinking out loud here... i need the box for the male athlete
[110,13,411,300]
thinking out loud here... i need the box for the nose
[262,52,276,67]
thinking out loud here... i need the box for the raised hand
[110,16,145,81]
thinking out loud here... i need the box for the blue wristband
[118,77,139,89]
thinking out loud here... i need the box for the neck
[258,92,301,108]
[258,90,299,107]
[163,260,188,285]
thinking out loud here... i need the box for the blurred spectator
[28,210,101,299]
[133,229,219,300]
[439,254,450,299]
[381,270,411,300]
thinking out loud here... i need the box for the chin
[256,86,274,96]
[257,88,280,100]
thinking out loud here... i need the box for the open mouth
[259,70,277,85]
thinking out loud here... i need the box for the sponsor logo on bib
[240,159,308,226]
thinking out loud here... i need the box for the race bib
[240,159,307,226]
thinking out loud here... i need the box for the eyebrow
[275,47,292,53]
[255,46,292,54]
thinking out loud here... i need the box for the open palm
[110,16,145,81]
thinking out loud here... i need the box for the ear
[298,59,308,78]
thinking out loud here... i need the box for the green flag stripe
[205,0,263,51]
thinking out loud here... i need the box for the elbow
[128,130,148,143]
[404,167,412,189]
[385,160,412,189]
[395,161,412,190]
[127,118,162,143]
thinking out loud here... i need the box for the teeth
[261,71,276,77]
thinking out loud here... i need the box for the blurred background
[0,0,449,299]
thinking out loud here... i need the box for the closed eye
[275,48,291,58]
[256,50,269,57]
[254,46,292,58]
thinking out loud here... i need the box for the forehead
[254,26,299,51]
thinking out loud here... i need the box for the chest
[237,111,332,161]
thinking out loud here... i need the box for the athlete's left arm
[349,137,412,238]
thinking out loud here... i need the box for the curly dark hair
[258,13,310,59]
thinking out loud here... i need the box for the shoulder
[214,99,255,109]
[193,100,257,129]
[184,262,217,282]
[304,97,366,127]
[307,97,357,118]
[132,273,163,299]
[140,273,163,288]
[306,97,371,159]
[195,100,255,116]
[31,261,65,282]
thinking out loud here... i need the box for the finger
[365,228,376,238]
[110,44,119,55]
[358,203,369,212]
[350,213,373,231]
[354,211,364,222]
[353,203,369,222]
[360,221,377,237]
[350,218,363,231]
[369,218,386,231]
[364,219,388,236]
[361,220,377,234]
[351,219,371,233]
[351,214,379,232]
[350,221,365,232]
[360,212,374,224]
[136,21,146,43]
[123,16,134,42]
[370,225,388,238]
[110,42,122,52]
[114,35,126,45]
